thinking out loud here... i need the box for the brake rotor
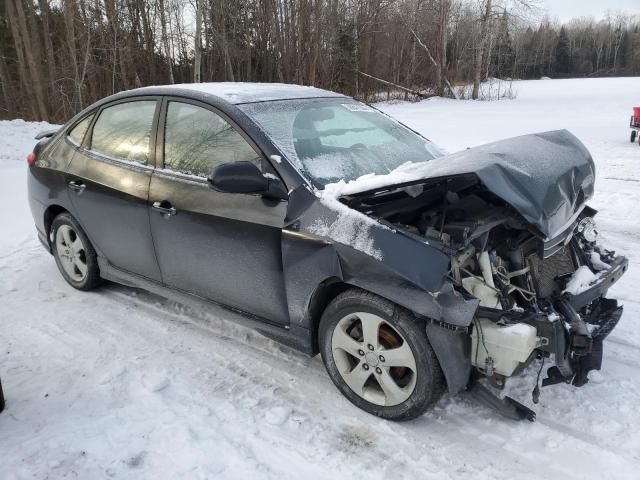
[379,323,410,384]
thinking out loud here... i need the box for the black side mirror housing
[208,161,287,200]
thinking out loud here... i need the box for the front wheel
[51,213,102,290]
[319,290,445,421]
[631,130,637,143]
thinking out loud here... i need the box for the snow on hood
[324,130,595,240]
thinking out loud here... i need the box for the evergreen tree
[555,27,571,75]
[332,20,357,95]
[619,30,630,70]
[493,10,515,78]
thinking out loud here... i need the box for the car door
[148,98,290,325]
[66,97,162,282]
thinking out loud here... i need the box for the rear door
[148,98,290,325]
[66,97,162,281]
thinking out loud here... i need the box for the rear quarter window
[68,115,94,145]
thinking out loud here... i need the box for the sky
[540,0,640,22]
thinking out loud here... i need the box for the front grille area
[527,246,577,298]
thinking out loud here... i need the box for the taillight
[26,152,37,166]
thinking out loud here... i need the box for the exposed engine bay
[342,173,628,420]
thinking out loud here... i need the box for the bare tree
[194,0,203,82]
[472,0,493,100]
[0,0,638,121]
[158,0,175,83]
[8,0,49,119]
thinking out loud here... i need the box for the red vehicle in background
[630,107,640,144]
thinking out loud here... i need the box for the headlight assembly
[577,217,598,242]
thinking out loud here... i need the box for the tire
[631,130,637,143]
[51,212,102,291]
[319,289,445,421]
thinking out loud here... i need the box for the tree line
[1,0,639,123]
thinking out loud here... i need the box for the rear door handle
[152,201,177,217]
[68,180,86,193]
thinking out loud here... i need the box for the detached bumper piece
[470,381,536,422]
[546,297,623,388]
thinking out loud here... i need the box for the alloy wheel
[331,312,417,406]
[55,224,88,282]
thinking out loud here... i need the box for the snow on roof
[133,82,346,104]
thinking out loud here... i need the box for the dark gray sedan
[27,83,626,421]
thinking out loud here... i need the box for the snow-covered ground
[1,77,640,479]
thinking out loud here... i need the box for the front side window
[68,114,94,145]
[239,99,443,187]
[163,102,261,178]
[91,100,157,164]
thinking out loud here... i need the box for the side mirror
[208,161,287,200]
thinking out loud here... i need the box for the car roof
[128,82,347,105]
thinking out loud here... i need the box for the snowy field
[1,77,639,479]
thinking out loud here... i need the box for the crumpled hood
[329,130,595,239]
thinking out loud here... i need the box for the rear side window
[163,102,261,177]
[68,115,94,145]
[91,101,156,164]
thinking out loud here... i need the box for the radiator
[527,246,577,298]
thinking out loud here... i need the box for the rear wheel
[51,213,102,290]
[631,130,637,143]
[319,289,445,420]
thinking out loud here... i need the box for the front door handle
[68,180,86,194]
[152,201,177,217]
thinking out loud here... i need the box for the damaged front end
[459,202,626,420]
[339,156,627,420]
[441,197,628,391]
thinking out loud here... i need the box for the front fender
[282,186,478,330]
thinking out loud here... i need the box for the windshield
[239,99,443,187]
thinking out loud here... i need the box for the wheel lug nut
[375,367,382,374]
[363,364,369,370]
[367,344,374,351]
[379,355,385,362]
[358,349,364,356]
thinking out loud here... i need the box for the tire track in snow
[607,334,640,351]
[96,284,456,478]
[68,278,606,478]
[98,275,640,479]
[606,354,640,370]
